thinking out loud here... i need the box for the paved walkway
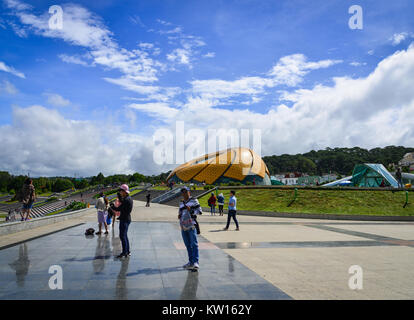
[1,201,414,299]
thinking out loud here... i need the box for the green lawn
[198,189,414,216]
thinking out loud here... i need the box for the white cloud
[128,102,180,119]
[190,54,341,103]
[268,54,342,87]
[139,45,414,159]
[0,106,131,176]
[0,80,18,94]
[43,93,70,107]
[0,61,25,78]
[203,52,215,58]
[6,1,159,84]
[58,54,92,67]
[167,48,191,66]
[349,61,367,67]
[390,32,412,46]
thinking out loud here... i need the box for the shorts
[22,202,33,210]
[97,210,108,224]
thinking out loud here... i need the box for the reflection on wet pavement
[0,222,291,300]
[8,243,30,287]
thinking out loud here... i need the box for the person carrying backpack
[217,193,225,216]
[179,187,202,271]
[208,193,216,215]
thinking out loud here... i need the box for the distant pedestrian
[95,192,109,235]
[223,190,239,231]
[217,193,224,216]
[179,187,202,271]
[146,192,151,207]
[112,184,133,259]
[20,178,36,221]
[396,167,403,188]
[208,193,216,215]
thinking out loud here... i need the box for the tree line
[263,146,414,176]
[0,171,171,195]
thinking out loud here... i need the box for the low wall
[0,208,92,236]
[201,207,414,222]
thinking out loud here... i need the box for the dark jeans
[119,220,131,254]
[226,210,239,229]
[218,205,224,214]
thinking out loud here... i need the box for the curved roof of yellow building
[167,148,270,185]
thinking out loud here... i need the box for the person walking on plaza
[179,187,202,271]
[208,192,216,215]
[396,167,403,188]
[146,191,151,207]
[217,193,224,216]
[223,190,239,231]
[112,184,133,259]
[20,178,36,221]
[95,192,109,235]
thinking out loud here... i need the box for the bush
[66,201,87,211]
[46,196,58,202]
[203,185,214,190]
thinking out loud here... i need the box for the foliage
[66,201,87,211]
[52,178,75,192]
[263,146,414,176]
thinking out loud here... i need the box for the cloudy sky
[1,0,414,177]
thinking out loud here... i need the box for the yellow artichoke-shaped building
[166,147,271,185]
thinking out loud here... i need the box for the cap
[119,184,130,194]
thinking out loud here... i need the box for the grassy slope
[198,189,414,216]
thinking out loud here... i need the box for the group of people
[95,184,133,259]
[92,184,240,272]
[207,192,239,231]
[207,192,224,215]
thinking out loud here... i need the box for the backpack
[85,228,95,236]
[15,189,24,202]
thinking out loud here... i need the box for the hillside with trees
[263,146,414,176]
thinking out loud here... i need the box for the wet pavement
[0,222,291,300]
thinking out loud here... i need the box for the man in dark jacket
[111,184,133,258]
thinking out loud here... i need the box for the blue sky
[1,0,414,176]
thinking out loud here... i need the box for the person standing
[396,167,403,188]
[20,178,36,221]
[217,193,224,216]
[179,187,202,270]
[208,192,216,215]
[95,192,109,235]
[112,184,133,259]
[146,192,151,207]
[223,190,239,231]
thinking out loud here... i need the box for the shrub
[46,196,58,202]
[66,201,87,211]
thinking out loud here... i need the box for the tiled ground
[0,222,291,300]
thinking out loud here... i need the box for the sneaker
[127,252,131,257]
[104,231,109,235]
[223,228,228,231]
[192,262,199,270]
[183,262,193,269]
[95,231,102,235]
[116,253,126,259]
[235,228,240,231]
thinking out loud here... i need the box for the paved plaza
[1,201,414,299]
